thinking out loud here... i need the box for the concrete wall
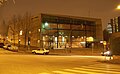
[96,19,103,41]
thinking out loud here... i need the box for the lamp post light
[116,5,120,10]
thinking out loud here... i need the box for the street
[0,49,120,74]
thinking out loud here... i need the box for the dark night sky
[1,0,120,30]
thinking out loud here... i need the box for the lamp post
[116,5,120,10]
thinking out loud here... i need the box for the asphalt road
[0,48,120,74]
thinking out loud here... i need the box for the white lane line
[89,64,120,68]
[38,64,120,74]
[64,69,102,74]
[53,70,76,74]
[38,73,50,74]
[74,67,120,74]
[82,66,120,72]
[88,64,120,70]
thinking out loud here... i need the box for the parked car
[101,51,112,56]
[0,43,4,48]
[3,44,11,49]
[8,45,18,52]
[32,48,49,55]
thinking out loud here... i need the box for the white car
[32,48,49,55]
[101,51,112,56]
[3,44,11,49]
[8,45,18,52]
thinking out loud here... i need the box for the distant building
[103,23,112,42]
[110,17,120,33]
[104,17,120,42]
[8,13,103,48]
[31,13,102,48]
[107,23,112,34]
[107,16,120,55]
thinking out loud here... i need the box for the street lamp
[116,5,120,10]
[45,22,49,27]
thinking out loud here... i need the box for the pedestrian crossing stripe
[82,66,120,72]
[53,70,75,74]
[39,73,50,74]
[64,69,103,74]
[39,64,120,74]
[74,67,120,74]
[89,63,120,68]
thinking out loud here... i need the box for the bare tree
[8,12,32,50]
[8,15,22,45]
[22,12,32,47]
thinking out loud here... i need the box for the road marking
[74,67,120,74]
[64,69,102,74]
[89,63,120,68]
[82,66,120,72]
[53,70,75,74]
[39,64,120,74]
[39,73,50,74]
[88,64,120,70]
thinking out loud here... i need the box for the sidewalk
[0,48,17,54]
[49,48,102,56]
[11,43,103,55]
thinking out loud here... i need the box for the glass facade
[40,14,96,48]
[7,13,102,49]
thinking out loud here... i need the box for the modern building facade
[8,13,103,49]
[32,13,102,48]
